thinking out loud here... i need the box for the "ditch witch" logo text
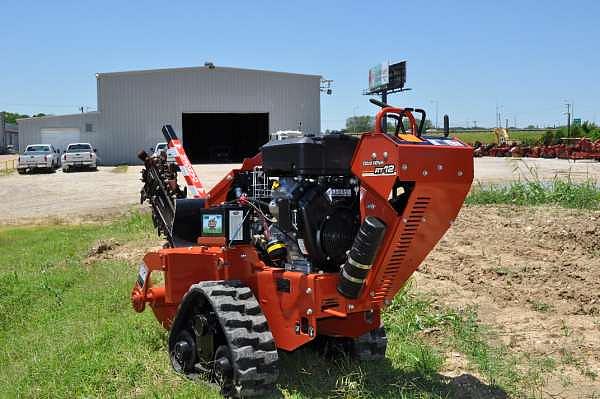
[361,160,396,176]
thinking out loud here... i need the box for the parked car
[152,142,176,164]
[17,144,60,174]
[62,143,97,172]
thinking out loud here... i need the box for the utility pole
[505,118,509,130]
[565,102,572,137]
[495,105,503,128]
[495,105,499,128]
[0,111,5,151]
[430,100,439,129]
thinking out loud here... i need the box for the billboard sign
[369,62,389,91]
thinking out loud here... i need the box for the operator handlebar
[374,107,420,137]
[370,99,425,137]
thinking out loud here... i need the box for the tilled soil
[416,205,600,398]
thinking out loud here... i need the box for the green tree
[346,116,374,133]
[1,111,48,124]
[1,111,30,124]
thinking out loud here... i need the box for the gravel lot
[1,158,600,224]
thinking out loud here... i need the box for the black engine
[229,134,360,273]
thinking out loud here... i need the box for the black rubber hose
[337,216,386,299]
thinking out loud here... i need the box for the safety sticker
[427,138,464,147]
[137,263,148,287]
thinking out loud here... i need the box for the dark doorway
[182,113,269,163]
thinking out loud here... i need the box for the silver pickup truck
[17,144,60,174]
[62,143,98,172]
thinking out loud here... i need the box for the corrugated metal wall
[97,67,320,165]
[18,67,321,165]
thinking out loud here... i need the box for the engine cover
[261,134,358,176]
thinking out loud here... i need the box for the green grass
[452,130,545,145]
[467,179,600,209]
[0,213,550,398]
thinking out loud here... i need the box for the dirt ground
[0,164,239,225]
[416,205,600,398]
[1,158,600,225]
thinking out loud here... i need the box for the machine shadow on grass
[273,345,508,399]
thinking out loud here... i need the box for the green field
[451,130,545,145]
[0,212,552,398]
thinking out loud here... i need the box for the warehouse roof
[96,65,321,79]
[17,111,98,122]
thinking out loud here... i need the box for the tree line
[1,111,47,124]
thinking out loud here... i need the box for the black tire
[172,330,197,373]
[169,281,279,398]
[62,167,69,173]
[316,325,388,361]
[17,169,26,175]
[349,326,388,361]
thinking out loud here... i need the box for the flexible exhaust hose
[337,216,386,299]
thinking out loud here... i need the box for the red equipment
[477,136,600,161]
[131,102,473,397]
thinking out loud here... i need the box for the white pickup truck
[62,143,98,172]
[153,142,176,164]
[17,144,60,174]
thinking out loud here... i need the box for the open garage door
[182,113,269,163]
[40,128,81,153]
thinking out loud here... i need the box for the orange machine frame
[132,107,473,351]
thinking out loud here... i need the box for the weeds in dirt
[559,348,598,382]
[527,299,553,313]
[560,320,572,337]
[467,178,600,209]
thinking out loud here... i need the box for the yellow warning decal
[397,134,423,142]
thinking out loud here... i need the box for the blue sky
[1,0,599,130]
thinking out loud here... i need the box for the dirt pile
[416,205,600,398]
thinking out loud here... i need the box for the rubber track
[351,326,388,361]
[191,281,279,397]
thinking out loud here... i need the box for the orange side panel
[351,132,473,305]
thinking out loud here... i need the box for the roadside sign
[573,118,581,126]
[368,62,389,91]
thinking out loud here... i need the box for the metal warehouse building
[18,65,321,165]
